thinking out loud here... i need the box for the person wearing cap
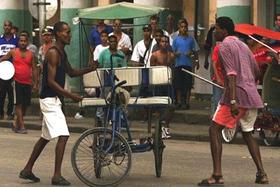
[131,24,153,67]
[38,28,53,87]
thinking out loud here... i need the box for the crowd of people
[0,12,279,186]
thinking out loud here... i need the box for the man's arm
[0,50,13,62]
[46,49,82,102]
[31,53,38,91]
[228,75,238,116]
[65,58,98,77]
[150,53,157,66]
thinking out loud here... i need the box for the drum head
[0,61,15,80]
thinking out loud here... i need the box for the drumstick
[182,68,225,89]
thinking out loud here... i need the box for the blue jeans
[211,85,223,116]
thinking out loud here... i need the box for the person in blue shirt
[0,20,19,120]
[89,20,113,54]
[172,18,199,110]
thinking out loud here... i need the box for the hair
[53,21,68,38]
[108,35,117,41]
[216,16,235,35]
[12,26,18,32]
[3,20,12,26]
[275,13,280,20]
[19,30,29,39]
[100,30,108,35]
[178,18,188,26]
[161,35,169,41]
[150,14,159,22]
[155,28,164,35]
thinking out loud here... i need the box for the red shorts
[212,104,247,129]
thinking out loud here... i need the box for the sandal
[198,175,224,186]
[255,171,269,184]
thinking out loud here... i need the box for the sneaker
[51,176,71,186]
[16,128,28,134]
[161,127,167,139]
[19,170,40,182]
[164,128,171,139]
[74,112,84,119]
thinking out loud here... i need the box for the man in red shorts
[198,17,268,186]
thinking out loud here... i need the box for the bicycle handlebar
[114,80,127,89]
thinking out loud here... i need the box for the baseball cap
[42,28,53,35]
[142,24,151,31]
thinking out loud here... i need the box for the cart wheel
[259,129,279,146]
[222,125,238,143]
[153,120,165,178]
[71,127,132,187]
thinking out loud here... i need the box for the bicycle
[71,62,170,186]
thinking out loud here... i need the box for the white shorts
[39,97,69,140]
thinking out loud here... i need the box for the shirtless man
[150,35,175,138]
[150,35,174,66]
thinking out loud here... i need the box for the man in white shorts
[19,21,97,186]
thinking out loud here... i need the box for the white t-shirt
[109,32,132,51]
[93,44,109,61]
[131,39,152,67]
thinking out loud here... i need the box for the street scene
[0,0,280,187]
[1,129,280,187]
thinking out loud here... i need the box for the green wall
[0,9,32,35]
[217,6,251,23]
[61,8,84,92]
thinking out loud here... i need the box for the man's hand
[88,60,98,71]
[230,103,239,117]
[71,94,83,102]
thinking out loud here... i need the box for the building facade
[0,0,278,92]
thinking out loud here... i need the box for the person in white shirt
[109,19,132,57]
[130,24,153,67]
[93,30,109,62]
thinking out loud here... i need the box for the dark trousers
[0,79,14,116]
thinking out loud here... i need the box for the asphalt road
[1,128,280,187]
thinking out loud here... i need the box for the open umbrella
[235,24,280,54]
[77,2,166,20]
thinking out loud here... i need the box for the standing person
[172,18,199,110]
[131,24,153,67]
[19,21,97,185]
[98,35,127,68]
[38,28,53,74]
[210,42,224,116]
[0,32,38,134]
[198,17,268,186]
[109,19,132,58]
[0,20,18,120]
[89,19,113,54]
[150,35,175,138]
[93,31,109,62]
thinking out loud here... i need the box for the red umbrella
[235,24,280,41]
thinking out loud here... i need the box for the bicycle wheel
[71,127,132,187]
[222,126,237,143]
[259,129,279,146]
[153,120,165,177]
